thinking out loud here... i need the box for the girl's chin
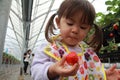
[68,44,77,47]
[67,42,78,47]
[61,39,79,46]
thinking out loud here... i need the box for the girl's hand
[105,64,120,80]
[48,55,79,79]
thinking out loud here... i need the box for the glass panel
[4,0,23,60]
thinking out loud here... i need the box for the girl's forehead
[70,12,82,19]
[66,12,89,24]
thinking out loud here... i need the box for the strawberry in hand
[66,51,78,65]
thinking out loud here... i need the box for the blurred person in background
[23,49,32,75]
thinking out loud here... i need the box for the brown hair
[45,0,103,52]
[27,49,32,53]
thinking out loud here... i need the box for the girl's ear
[55,17,60,28]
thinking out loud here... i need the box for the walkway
[0,64,32,80]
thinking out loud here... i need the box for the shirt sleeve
[31,43,54,80]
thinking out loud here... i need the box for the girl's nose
[72,26,79,34]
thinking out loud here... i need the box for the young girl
[31,0,120,80]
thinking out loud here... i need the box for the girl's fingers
[58,55,79,76]
[109,64,117,71]
[71,63,79,74]
[65,63,79,74]
[72,62,79,70]
[118,69,120,73]
[59,55,66,65]
[118,76,120,80]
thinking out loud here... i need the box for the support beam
[0,0,12,65]
[21,0,33,50]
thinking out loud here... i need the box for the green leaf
[105,1,112,5]
[107,6,112,11]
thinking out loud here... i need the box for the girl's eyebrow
[81,24,90,28]
[67,17,75,22]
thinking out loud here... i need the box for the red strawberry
[113,24,118,30]
[66,51,78,65]
[109,33,114,37]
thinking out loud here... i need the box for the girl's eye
[67,22,73,26]
[80,26,87,29]
[66,19,74,26]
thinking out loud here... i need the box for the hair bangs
[79,10,94,25]
[58,0,95,25]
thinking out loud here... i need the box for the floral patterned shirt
[44,35,106,80]
[31,35,106,80]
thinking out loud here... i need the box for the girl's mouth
[68,36,78,41]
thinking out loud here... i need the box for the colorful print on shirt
[44,35,106,80]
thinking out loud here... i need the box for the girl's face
[56,13,91,47]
